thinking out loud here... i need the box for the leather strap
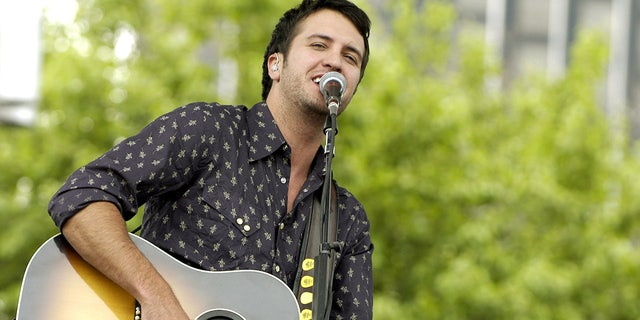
[294,183,339,320]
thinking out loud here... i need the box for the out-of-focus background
[2,0,640,319]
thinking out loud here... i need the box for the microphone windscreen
[320,72,346,101]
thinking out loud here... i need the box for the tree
[338,1,640,319]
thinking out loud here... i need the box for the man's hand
[139,297,190,320]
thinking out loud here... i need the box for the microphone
[319,71,346,115]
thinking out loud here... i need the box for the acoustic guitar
[16,233,300,320]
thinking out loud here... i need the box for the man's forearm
[61,201,189,319]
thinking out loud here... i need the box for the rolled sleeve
[48,102,220,230]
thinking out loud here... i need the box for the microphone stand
[312,101,341,320]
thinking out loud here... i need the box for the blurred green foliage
[2,0,640,319]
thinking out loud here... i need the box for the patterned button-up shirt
[49,102,373,319]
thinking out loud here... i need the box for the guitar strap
[293,182,339,320]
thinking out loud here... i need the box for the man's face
[279,9,365,115]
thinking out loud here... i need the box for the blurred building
[454,0,640,137]
[0,2,43,127]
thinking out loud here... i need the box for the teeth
[313,77,321,83]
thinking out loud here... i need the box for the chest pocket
[201,183,263,239]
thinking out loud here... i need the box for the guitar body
[16,234,300,320]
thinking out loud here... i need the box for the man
[48,0,373,319]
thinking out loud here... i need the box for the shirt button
[236,218,244,225]
[279,223,285,230]
[274,264,281,273]
[243,224,251,232]
[280,177,287,184]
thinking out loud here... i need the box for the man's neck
[265,97,325,154]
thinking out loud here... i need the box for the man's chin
[301,100,330,118]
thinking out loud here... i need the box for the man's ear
[268,53,281,80]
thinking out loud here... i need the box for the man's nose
[323,50,343,72]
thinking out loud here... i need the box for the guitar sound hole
[196,309,246,320]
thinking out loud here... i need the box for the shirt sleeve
[330,190,374,319]
[48,102,220,229]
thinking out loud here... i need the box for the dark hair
[261,0,371,100]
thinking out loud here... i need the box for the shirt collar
[247,102,288,162]
[247,102,329,191]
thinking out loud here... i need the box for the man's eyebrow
[307,34,364,61]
